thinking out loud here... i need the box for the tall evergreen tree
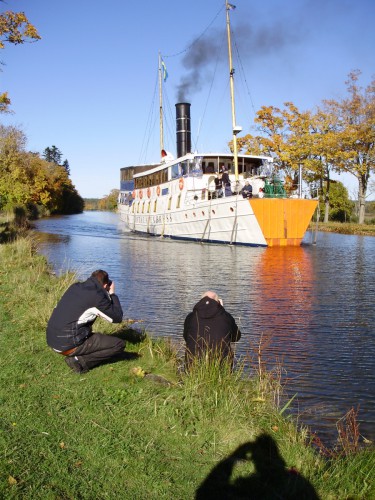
[62,159,70,175]
[43,145,62,165]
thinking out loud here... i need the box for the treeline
[0,126,84,217]
[84,189,119,211]
[0,8,82,219]
[236,71,375,224]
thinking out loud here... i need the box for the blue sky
[1,0,374,199]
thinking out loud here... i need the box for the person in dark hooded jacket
[47,269,125,374]
[183,291,241,368]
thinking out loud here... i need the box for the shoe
[65,356,88,374]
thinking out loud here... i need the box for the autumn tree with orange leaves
[0,4,41,112]
[322,71,375,224]
[237,71,374,224]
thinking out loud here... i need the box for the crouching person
[183,291,241,370]
[47,270,125,374]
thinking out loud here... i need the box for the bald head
[202,291,220,302]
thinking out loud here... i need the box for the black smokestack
[176,103,191,158]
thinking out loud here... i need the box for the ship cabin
[119,153,272,204]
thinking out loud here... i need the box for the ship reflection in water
[34,211,375,446]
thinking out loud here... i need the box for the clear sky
[1,0,374,199]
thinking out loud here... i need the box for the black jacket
[46,276,123,351]
[183,297,241,363]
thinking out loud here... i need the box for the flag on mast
[161,59,168,82]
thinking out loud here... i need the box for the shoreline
[309,221,375,237]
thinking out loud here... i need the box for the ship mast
[226,1,241,181]
[158,52,164,156]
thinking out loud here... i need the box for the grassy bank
[309,221,375,237]
[0,238,374,499]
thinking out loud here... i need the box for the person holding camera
[46,269,125,374]
[183,291,241,369]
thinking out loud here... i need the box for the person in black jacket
[47,270,125,374]
[221,167,232,197]
[183,291,241,368]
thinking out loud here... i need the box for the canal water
[33,211,375,447]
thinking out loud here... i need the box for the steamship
[117,2,318,247]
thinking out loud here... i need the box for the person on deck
[241,181,253,198]
[46,270,125,374]
[221,167,232,196]
[214,173,223,198]
[183,291,241,369]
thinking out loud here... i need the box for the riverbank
[0,237,374,498]
[309,221,375,237]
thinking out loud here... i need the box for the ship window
[180,162,188,176]
[176,194,181,209]
[168,196,172,210]
[171,164,180,179]
[153,200,157,212]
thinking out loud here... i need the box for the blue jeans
[69,333,125,371]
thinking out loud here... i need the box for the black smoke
[175,18,301,102]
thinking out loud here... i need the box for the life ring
[156,185,161,196]
[147,187,151,198]
[139,189,143,199]
[132,190,136,199]
[179,177,184,190]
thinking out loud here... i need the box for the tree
[236,103,316,193]
[43,145,70,175]
[322,71,375,224]
[0,7,40,113]
[43,145,62,165]
[235,72,374,224]
[62,159,70,175]
[319,180,354,222]
[0,125,27,209]
[98,189,119,211]
[0,124,83,215]
[307,107,348,222]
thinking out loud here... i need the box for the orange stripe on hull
[249,198,318,247]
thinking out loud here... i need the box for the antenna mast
[226,1,241,180]
[158,52,164,155]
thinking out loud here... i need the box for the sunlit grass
[310,221,375,236]
[1,237,374,499]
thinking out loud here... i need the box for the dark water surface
[34,211,375,446]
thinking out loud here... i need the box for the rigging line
[233,33,257,119]
[162,88,176,154]
[193,32,226,152]
[139,67,159,163]
[162,5,225,59]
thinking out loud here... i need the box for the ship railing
[183,185,317,204]
[184,185,244,205]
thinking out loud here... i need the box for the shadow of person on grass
[196,433,320,500]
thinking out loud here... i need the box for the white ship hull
[118,170,318,247]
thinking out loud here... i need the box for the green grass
[0,237,374,499]
[310,221,375,236]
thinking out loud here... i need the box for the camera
[106,280,112,289]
